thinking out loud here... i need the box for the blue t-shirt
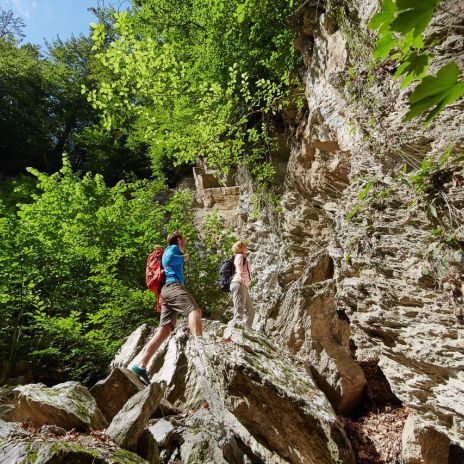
[162,244,185,284]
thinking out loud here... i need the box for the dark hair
[167,230,184,246]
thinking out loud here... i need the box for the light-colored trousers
[230,281,254,327]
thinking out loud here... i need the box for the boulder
[90,367,145,421]
[401,414,450,464]
[111,324,153,368]
[0,439,148,464]
[136,428,160,464]
[148,418,176,449]
[11,381,107,431]
[106,380,166,450]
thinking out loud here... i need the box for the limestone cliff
[194,0,464,452]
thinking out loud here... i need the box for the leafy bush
[0,158,233,384]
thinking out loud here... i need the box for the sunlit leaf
[394,51,431,88]
[391,0,441,38]
[405,63,464,123]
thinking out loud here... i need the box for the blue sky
[0,0,103,45]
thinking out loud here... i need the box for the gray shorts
[160,282,198,328]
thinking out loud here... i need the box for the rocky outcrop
[2,322,352,463]
[11,381,107,431]
[111,323,154,369]
[195,0,464,451]
[90,367,145,421]
[143,321,355,464]
[106,380,166,450]
[401,414,450,464]
[0,426,147,464]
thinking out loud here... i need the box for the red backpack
[145,248,165,312]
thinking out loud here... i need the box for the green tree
[0,158,235,384]
[84,0,301,189]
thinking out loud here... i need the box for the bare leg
[138,324,172,368]
[189,308,202,336]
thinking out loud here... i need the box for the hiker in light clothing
[230,241,254,328]
[131,230,203,385]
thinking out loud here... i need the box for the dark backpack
[218,256,235,292]
[146,247,165,312]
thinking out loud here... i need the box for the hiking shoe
[131,365,150,386]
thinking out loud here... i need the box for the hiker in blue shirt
[162,243,186,284]
[131,230,203,385]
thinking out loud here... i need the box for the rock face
[0,434,147,464]
[90,367,145,421]
[401,414,450,464]
[144,322,355,464]
[11,381,107,431]
[106,381,166,450]
[193,0,464,449]
[187,0,464,451]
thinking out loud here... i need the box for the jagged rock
[178,410,229,464]
[143,322,355,464]
[152,398,181,418]
[202,0,464,449]
[0,404,14,421]
[267,254,366,414]
[11,381,107,431]
[90,367,145,421]
[106,380,166,451]
[0,419,28,439]
[148,418,176,449]
[136,428,160,464]
[401,414,450,464]
[0,438,148,464]
[111,323,153,369]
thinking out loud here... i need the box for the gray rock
[136,428,160,464]
[152,398,181,418]
[11,381,107,431]
[0,419,28,439]
[90,367,145,421]
[183,0,464,449]
[106,380,166,450]
[143,322,355,464]
[0,439,148,464]
[148,418,176,448]
[402,414,450,464]
[111,323,153,368]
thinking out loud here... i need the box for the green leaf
[391,0,441,38]
[346,204,361,220]
[373,32,397,60]
[368,0,396,32]
[394,52,431,88]
[438,147,451,167]
[357,180,374,200]
[405,63,464,123]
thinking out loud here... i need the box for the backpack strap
[243,255,251,281]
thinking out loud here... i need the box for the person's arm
[234,254,245,283]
